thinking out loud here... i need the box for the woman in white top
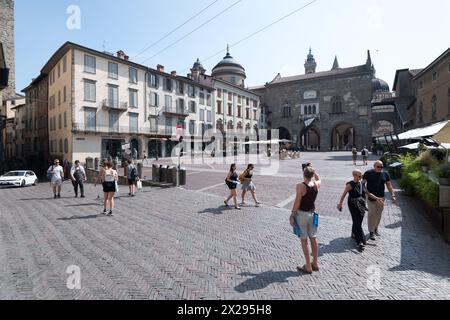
[99,162,118,216]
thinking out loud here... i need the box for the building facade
[253,49,389,151]
[412,48,450,127]
[0,0,15,101]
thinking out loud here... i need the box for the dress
[226,171,238,190]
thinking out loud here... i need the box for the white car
[0,170,38,187]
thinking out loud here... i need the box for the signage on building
[121,143,130,150]
[303,90,317,100]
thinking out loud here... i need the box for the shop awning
[397,121,450,140]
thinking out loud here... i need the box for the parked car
[0,171,38,187]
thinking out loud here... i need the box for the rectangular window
[246,98,249,106]
[64,112,67,127]
[58,91,61,106]
[176,99,185,113]
[165,117,173,135]
[206,93,212,107]
[228,92,232,101]
[107,85,118,107]
[188,84,195,97]
[207,110,212,123]
[149,92,159,107]
[108,62,118,79]
[164,78,172,91]
[129,89,138,108]
[63,55,67,73]
[432,72,438,81]
[109,112,119,132]
[246,108,250,119]
[58,114,62,129]
[199,92,205,105]
[84,55,96,73]
[228,103,233,116]
[84,108,96,130]
[199,109,205,121]
[253,100,257,108]
[189,101,196,113]
[129,113,138,133]
[129,68,138,84]
[217,89,222,99]
[217,101,222,114]
[63,86,67,103]
[177,81,184,94]
[253,110,257,120]
[148,73,159,88]
[165,95,172,109]
[238,96,241,104]
[84,80,96,102]
[238,106,242,118]
[58,63,61,78]
[189,120,196,135]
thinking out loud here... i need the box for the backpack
[238,171,247,184]
[47,166,54,180]
[130,166,137,179]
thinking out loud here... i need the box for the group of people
[46,158,141,216]
[352,146,370,166]
[224,164,261,210]
[288,160,395,274]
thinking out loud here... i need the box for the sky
[14,0,450,92]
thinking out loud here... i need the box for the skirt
[102,181,116,193]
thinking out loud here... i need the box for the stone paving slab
[0,182,449,300]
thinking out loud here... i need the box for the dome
[211,51,246,80]
[372,78,390,93]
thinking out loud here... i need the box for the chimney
[171,71,177,76]
[187,73,191,79]
[124,55,129,61]
[157,64,165,72]
[116,50,125,59]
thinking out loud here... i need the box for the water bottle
[313,212,319,227]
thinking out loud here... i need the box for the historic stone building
[0,0,15,101]
[252,49,391,151]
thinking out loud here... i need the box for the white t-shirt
[48,165,64,181]
[104,169,117,182]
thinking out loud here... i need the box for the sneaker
[357,244,365,252]
[224,201,230,208]
[255,202,260,207]
[75,194,78,198]
[374,229,381,237]
[102,209,107,215]
[57,194,61,198]
[369,232,376,241]
[235,206,241,210]
[81,195,85,198]
[108,211,114,216]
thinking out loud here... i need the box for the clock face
[304,90,317,100]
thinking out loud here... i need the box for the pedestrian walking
[363,161,397,240]
[127,160,139,197]
[361,146,369,166]
[337,170,368,252]
[132,148,138,160]
[239,164,261,207]
[289,166,321,274]
[352,147,358,166]
[224,164,241,210]
[143,151,148,164]
[47,159,64,199]
[99,161,118,216]
[70,160,86,198]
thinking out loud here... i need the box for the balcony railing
[72,123,171,136]
[163,105,189,117]
[102,99,128,111]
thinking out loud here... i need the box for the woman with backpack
[127,160,139,197]
[224,164,241,210]
[337,169,367,252]
[239,164,261,207]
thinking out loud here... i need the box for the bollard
[166,166,174,184]
[86,157,94,169]
[137,163,143,179]
[94,158,99,170]
[159,165,168,183]
[171,167,179,186]
[152,164,160,182]
[179,167,186,186]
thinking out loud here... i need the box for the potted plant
[434,164,450,186]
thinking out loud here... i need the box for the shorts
[363,156,368,161]
[51,179,62,187]
[295,210,317,240]
[128,178,136,186]
[241,181,255,192]
[352,155,357,161]
[103,182,116,193]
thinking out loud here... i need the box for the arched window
[304,106,308,115]
[432,95,437,120]
[237,122,243,130]
[332,97,343,114]
[216,119,224,132]
[419,101,423,123]
[312,105,317,114]
[227,120,233,130]
[245,123,251,132]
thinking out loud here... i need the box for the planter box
[439,185,450,208]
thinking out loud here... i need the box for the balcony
[72,123,169,136]
[101,99,128,112]
[163,105,189,117]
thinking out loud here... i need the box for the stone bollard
[171,167,179,186]
[94,158,99,170]
[179,168,186,186]
[137,163,143,179]
[86,157,94,169]
[152,164,160,182]
[159,165,168,183]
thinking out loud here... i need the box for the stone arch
[331,122,355,150]
[372,120,394,137]
[277,126,292,141]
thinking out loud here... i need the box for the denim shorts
[295,210,317,240]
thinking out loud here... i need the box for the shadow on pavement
[235,270,302,293]
[57,215,105,221]
[198,206,232,215]
[65,203,101,207]
[318,237,359,257]
[18,197,58,201]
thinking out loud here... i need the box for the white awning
[399,142,450,150]
[397,121,450,140]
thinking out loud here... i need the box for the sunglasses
[376,166,383,169]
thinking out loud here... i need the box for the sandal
[311,264,319,272]
[297,265,312,274]
[224,201,230,207]
[235,206,241,210]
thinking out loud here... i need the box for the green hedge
[399,154,439,209]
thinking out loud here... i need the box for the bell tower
[304,47,317,74]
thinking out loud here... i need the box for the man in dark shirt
[363,161,396,240]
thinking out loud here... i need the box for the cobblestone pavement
[1,153,449,300]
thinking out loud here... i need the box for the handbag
[115,181,119,193]
[350,182,367,215]
[47,166,54,180]
[136,180,143,191]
